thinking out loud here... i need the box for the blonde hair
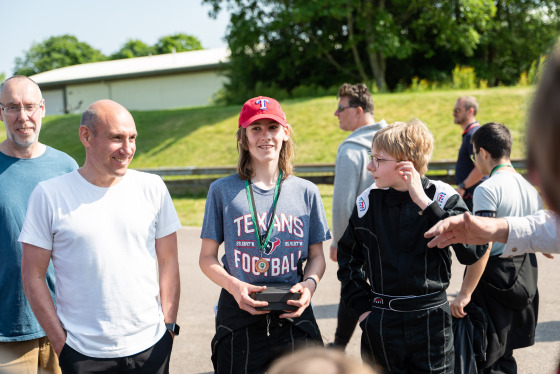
[236,124,295,180]
[371,119,433,176]
[268,348,379,374]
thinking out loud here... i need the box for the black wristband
[304,276,317,291]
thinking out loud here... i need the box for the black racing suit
[337,178,486,374]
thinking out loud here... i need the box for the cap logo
[256,99,269,110]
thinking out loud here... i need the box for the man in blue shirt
[453,96,485,211]
[0,76,78,373]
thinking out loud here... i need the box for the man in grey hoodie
[329,83,386,350]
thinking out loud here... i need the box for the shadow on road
[312,303,338,319]
[536,321,560,342]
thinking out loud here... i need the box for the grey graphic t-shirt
[201,174,331,286]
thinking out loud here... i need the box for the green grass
[0,86,535,226]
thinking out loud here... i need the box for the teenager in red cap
[199,96,330,373]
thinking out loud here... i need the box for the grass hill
[1,86,535,225]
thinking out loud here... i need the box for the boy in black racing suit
[337,119,487,374]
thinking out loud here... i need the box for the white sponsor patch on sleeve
[356,185,376,218]
[429,180,459,209]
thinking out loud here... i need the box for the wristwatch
[457,182,466,189]
[165,323,180,336]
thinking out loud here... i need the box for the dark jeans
[58,332,173,374]
[333,297,358,348]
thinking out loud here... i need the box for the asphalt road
[171,226,560,373]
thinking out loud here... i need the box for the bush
[452,65,477,89]
[291,84,330,99]
[409,77,432,92]
[528,55,546,85]
[517,71,529,87]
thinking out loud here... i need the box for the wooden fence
[139,159,527,195]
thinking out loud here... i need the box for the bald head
[80,100,134,135]
[0,75,41,101]
[78,100,137,187]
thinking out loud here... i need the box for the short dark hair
[471,122,512,160]
[80,107,98,135]
[337,83,374,114]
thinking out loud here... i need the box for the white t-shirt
[19,170,181,358]
[473,170,541,256]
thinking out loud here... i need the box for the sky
[0,0,230,76]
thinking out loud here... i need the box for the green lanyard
[245,171,282,251]
[490,163,513,177]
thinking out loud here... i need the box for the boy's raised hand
[397,161,432,210]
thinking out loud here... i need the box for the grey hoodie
[332,120,387,248]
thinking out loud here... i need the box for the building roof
[31,47,230,88]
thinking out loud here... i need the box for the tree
[468,0,560,85]
[204,0,495,95]
[14,35,106,76]
[110,39,155,60]
[154,33,203,54]
[0,72,5,83]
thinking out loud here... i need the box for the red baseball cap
[238,96,287,128]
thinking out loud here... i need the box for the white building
[30,47,230,115]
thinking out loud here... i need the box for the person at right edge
[337,119,486,374]
[450,122,542,373]
[453,96,485,211]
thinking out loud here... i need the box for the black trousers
[333,297,358,348]
[58,332,173,374]
[482,350,517,374]
[360,304,454,374]
[212,313,322,374]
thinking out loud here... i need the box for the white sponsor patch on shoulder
[429,180,459,209]
[356,184,377,218]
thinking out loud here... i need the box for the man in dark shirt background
[453,96,485,211]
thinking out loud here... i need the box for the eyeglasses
[470,150,479,163]
[368,151,397,168]
[336,104,358,113]
[0,101,43,115]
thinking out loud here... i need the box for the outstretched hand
[425,212,507,248]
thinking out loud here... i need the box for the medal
[255,258,270,273]
[245,172,282,274]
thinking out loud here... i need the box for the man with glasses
[0,76,78,373]
[328,83,386,350]
[453,96,485,211]
[450,122,541,373]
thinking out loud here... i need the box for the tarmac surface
[171,226,560,373]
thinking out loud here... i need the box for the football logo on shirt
[263,238,281,255]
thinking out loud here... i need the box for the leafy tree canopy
[154,33,203,54]
[14,35,106,76]
[205,0,559,100]
[110,39,155,60]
